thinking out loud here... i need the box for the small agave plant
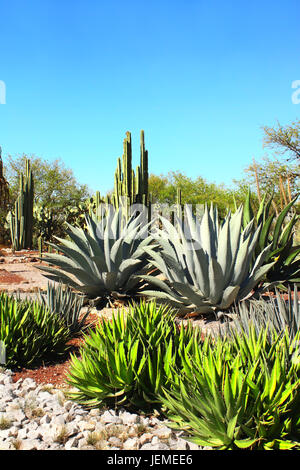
[37,207,154,307]
[223,284,300,341]
[141,204,276,315]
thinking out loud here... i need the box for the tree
[149,171,246,217]
[234,156,299,215]
[3,154,91,210]
[262,119,300,167]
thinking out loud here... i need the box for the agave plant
[241,189,300,284]
[222,284,300,341]
[37,208,154,307]
[160,325,300,450]
[66,301,197,409]
[0,292,71,368]
[140,204,275,315]
[39,282,90,336]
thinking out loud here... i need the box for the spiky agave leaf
[141,204,275,315]
[37,207,154,303]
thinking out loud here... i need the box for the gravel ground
[0,369,211,451]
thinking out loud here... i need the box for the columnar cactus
[112,130,151,220]
[7,158,34,250]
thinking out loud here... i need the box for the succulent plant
[66,300,197,409]
[140,204,276,315]
[37,208,154,306]
[223,284,300,341]
[242,189,300,285]
[160,325,300,450]
[39,282,90,336]
[7,159,34,250]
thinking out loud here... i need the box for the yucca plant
[140,204,275,315]
[39,282,90,336]
[0,293,72,368]
[161,325,300,450]
[66,301,198,410]
[37,208,155,307]
[242,189,300,285]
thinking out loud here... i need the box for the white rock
[40,414,51,425]
[22,378,37,391]
[153,426,172,440]
[64,401,73,412]
[100,410,121,424]
[77,419,96,431]
[0,440,13,450]
[89,409,101,417]
[38,391,53,401]
[120,411,140,425]
[123,437,139,450]
[20,439,41,450]
[108,436,122,447]
[77,438,88,449]
[7,409,26,423]
[64,436,79,449]
[51,415,66,426]
[0,429,11,439]
[17,427,29,439]
[139,433,153,446]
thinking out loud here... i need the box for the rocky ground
[0,369,210,451]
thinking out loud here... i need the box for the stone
[100,410,121,424]
[0,429,11,439]
[65,437,79,449]
[120,411,140,425]
[22,378,37,391]
[20,439,41,450]
[64,401,73,412]
[123,437,139,450]
[77,419,96,431]
[108,436,122,447]
[89,408,101,417]
[139,433,153,446]
[40,414,51,425]
[153,426,172,440]
[0,440,13,450]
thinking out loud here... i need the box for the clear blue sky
[0,0,299,194]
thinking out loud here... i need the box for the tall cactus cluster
[7,159,34,251]
[112,131,150,211]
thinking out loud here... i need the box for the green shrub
[0,293,72,368]
[66,300,198,410]
[160,325,300,450]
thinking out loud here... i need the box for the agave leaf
[272,197,298,251]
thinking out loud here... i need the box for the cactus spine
[8,158,34,251]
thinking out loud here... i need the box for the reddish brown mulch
[0,269,25,284]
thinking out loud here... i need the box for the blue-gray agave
[37,208,154,305]
[141,204,276,315]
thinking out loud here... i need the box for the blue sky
[0,0,299,194]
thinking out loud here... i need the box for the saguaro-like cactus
[7,159,34,251]
[113,130,149,207]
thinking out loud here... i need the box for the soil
[0,247,50,293]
